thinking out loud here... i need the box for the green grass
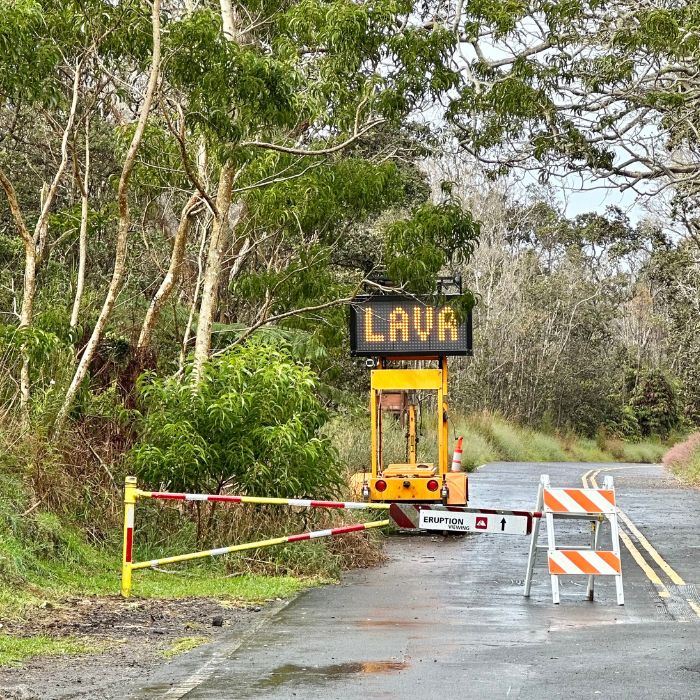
[0,634,102,668]
[329,411,671,476]
[133,570,310,601]
[159,636,210,659]
[0,552,314,619]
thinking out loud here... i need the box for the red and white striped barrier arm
[131,519,390,570]
[125,506,134,566]
[137,490,389,510]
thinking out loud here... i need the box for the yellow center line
[582,467,670,597]
[588,465,700,619]
[590,469,686,586]
[617,527,669,596]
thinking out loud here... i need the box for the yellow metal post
[121,476,138,598]
[441,358,449,476]
[370,384,378,478]
[408,404,417,464]
[437,359,444,475]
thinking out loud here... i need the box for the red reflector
[375,480,387,492]
[427,479,439,492]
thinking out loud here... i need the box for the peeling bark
[54,0,162,432]
[192,163,237,380]
[70,116,90,329]
[138,193,200,350]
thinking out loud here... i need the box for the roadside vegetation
[663,433,700,486]
[329,411,669,477]
[159,636,211,659]
[0,634,102,668]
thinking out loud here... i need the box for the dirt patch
[0,595,265,699]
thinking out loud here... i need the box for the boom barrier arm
[131,520,390,571]
[137,490,391,510]
[121,477,390,598]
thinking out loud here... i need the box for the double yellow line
[582,467,700,619]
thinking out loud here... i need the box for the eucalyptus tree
[426,0,700,226]
[0,0,153,423]
[140,0,476,382]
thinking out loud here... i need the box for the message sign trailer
[349,291,470,506]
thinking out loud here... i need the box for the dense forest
[2,0,700,582]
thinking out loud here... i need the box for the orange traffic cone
[451,436,463,472]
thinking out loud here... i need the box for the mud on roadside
[0,595,266,700]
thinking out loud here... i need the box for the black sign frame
[349,295,473,357]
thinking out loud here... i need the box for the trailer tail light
[427,479,439,492]
[375,480,387,492]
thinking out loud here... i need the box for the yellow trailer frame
[366,357,467,505]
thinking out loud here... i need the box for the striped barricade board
[548,550,621,576]
[389,503,537,534]
[544,488,616,514]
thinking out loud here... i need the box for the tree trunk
[219,0,237,40]
[180,219,209,370]
[70,116,90,329]
[54,0,162,433]
[18,241,36,426]
[191,162,237,380]
[137,192,199,350]
[0,61,83,425]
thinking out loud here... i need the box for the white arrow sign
[418,509,529,535]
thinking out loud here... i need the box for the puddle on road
[136,661,410,699]
[256,661,409,689]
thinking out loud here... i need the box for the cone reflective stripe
[543,488,616,514]
[131,520,390,570]
[450,437,463,472]
[140,491,389,510]
[548,550,621,576]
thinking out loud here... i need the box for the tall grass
[326,410,669,475]
[662,432,700,485]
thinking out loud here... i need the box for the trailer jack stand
[440,476,449,506]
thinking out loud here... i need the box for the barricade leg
[546,510,560,604]
[524,476,545,597]
[586,517,603,601]
[121,476,138,598]
[604,475,624,606]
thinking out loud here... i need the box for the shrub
[131,343,341,499]
[663,432,700,482]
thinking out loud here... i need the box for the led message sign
[350,295,472,356]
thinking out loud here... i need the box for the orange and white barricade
[524,474,624,605]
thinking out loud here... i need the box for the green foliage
[331,410,670,476]
[627,369,683,440]
[384,201,480,295]
[132,342,341,497]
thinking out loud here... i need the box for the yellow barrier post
[121,476,138,598]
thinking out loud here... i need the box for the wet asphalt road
[132,462,700,699]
